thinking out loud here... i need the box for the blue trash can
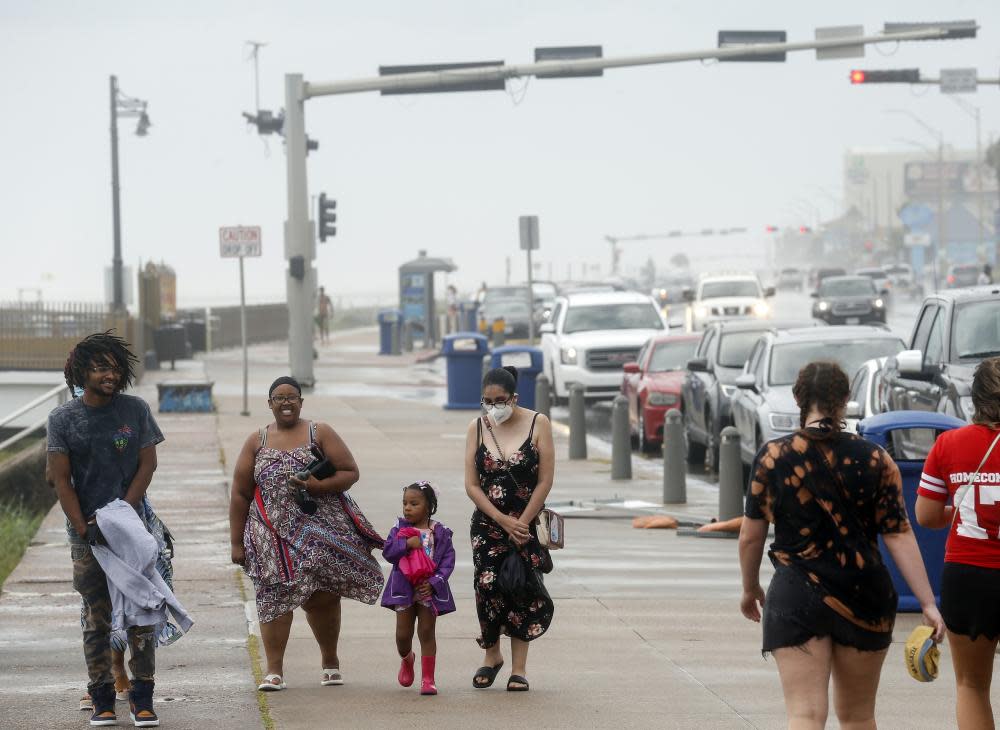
[858,411,966,612]
[458,301,479,333]
[377,309,402,355]
[442,333,490,409]
[489,346,544,410]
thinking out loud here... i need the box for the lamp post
[109,75,151,313]
[945,96,985,254]
[888,109,945,292]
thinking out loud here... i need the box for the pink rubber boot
[397,652,415,687]
[420,656,437,695]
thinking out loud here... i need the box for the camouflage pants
[70,540,155,691]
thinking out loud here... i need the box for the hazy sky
[2,1,998,308]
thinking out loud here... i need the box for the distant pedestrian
[465,366,555,691]
[475,281,488,304]
[915,356,1000,729]
[46,331,171,727]
[977,264,993,286]
[739,361,944,729]
[315,286,333,344]
[446,284,458,333]
[229,376,384,691]
[381,482,456,695]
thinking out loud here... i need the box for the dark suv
[681,318,820,471]
[811,275,887,325]
[881,286,1000,420]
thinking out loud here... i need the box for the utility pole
[110,76,123,313]
[283,74,317,386]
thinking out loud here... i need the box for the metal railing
[0,301,139,372]
[0,384,67,453]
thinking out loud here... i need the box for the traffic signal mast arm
[851,69,1000,85]
[305,26,968,99]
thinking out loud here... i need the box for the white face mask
[485,401,514,426]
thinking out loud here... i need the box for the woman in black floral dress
[464,366,555,692]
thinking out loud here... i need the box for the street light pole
[110,76,124,313]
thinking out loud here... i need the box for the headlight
[752,301,770,317]
[647,392,678,406]
[959,396,975,419]
[873,298,884,308]
[560,347,578,365]
[768,412,798,431]
[720,385,737,399]
[817,301,829,312]
[694,305,709,319]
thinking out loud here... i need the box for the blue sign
[899,203,935,230]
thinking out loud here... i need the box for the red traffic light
[799,226,812,234]
[765,225,778,233]
[850,69,866,84]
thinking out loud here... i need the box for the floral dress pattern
[472,415,554,648]
[243,424,384,623]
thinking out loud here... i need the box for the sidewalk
[0,328,963,729]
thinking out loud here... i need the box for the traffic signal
[849,68,920,84]
[799,226,812,234]
[289,255,305,280]
[765,225,779,233]
[318,193,337,242]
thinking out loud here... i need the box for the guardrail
[0,384,67,453]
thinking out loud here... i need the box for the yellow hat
[905,625,940,682]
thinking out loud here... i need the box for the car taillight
[947,275,955,285]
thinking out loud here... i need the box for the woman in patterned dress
[464,366,555,692]
[229,376,384,690]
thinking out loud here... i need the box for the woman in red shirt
[916,356,1000,730]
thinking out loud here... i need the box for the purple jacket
[380,518,456,615]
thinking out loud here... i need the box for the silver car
[730,327,905,465]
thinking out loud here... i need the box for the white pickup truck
[540,291,667,402]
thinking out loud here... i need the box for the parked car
[855,267,891,296]
[681,318,821,471]
[810,275,887,325]
[945,263,982,289]
[845,357,888,433]
[776,267,805,291]
[808,266,847,290]
[620,334,700,452]
[684,272,774,331]
[880,285,1000,421]
[540,291,667,402]
[479,296,532,337]
[730,326,905,465]
[883,262,921,299]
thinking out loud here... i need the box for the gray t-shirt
[47,394,165,519]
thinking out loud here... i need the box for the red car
[621,334,700,452]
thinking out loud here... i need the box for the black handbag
[498,547,549,605]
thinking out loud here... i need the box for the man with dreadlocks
[47,331,166,727]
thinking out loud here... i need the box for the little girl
[381,482,456,695]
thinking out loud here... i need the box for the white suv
[685,273,774,331]
[540,291,667,402]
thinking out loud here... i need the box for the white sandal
[257,674,286,691]
[321,668,343,686]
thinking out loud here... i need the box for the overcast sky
[2,1,998,308]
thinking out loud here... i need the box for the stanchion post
[611,395,632,480]
[390,319,401,355]
[662,408,686,503]
[568,384,587,460]
[718,426,744,521]
[492,318,506,348]
[535,373,551,418]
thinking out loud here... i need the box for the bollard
[491,318,506,348]
[535,372,551,418]
[568,384,587,460]
[718,426,744,521]
[402,321,414,352]
[611,395,633,480]
[662,408,686,503]
[390,320,401,355]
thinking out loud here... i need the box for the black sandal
[472,661,504,689]
[506,675,530,692]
